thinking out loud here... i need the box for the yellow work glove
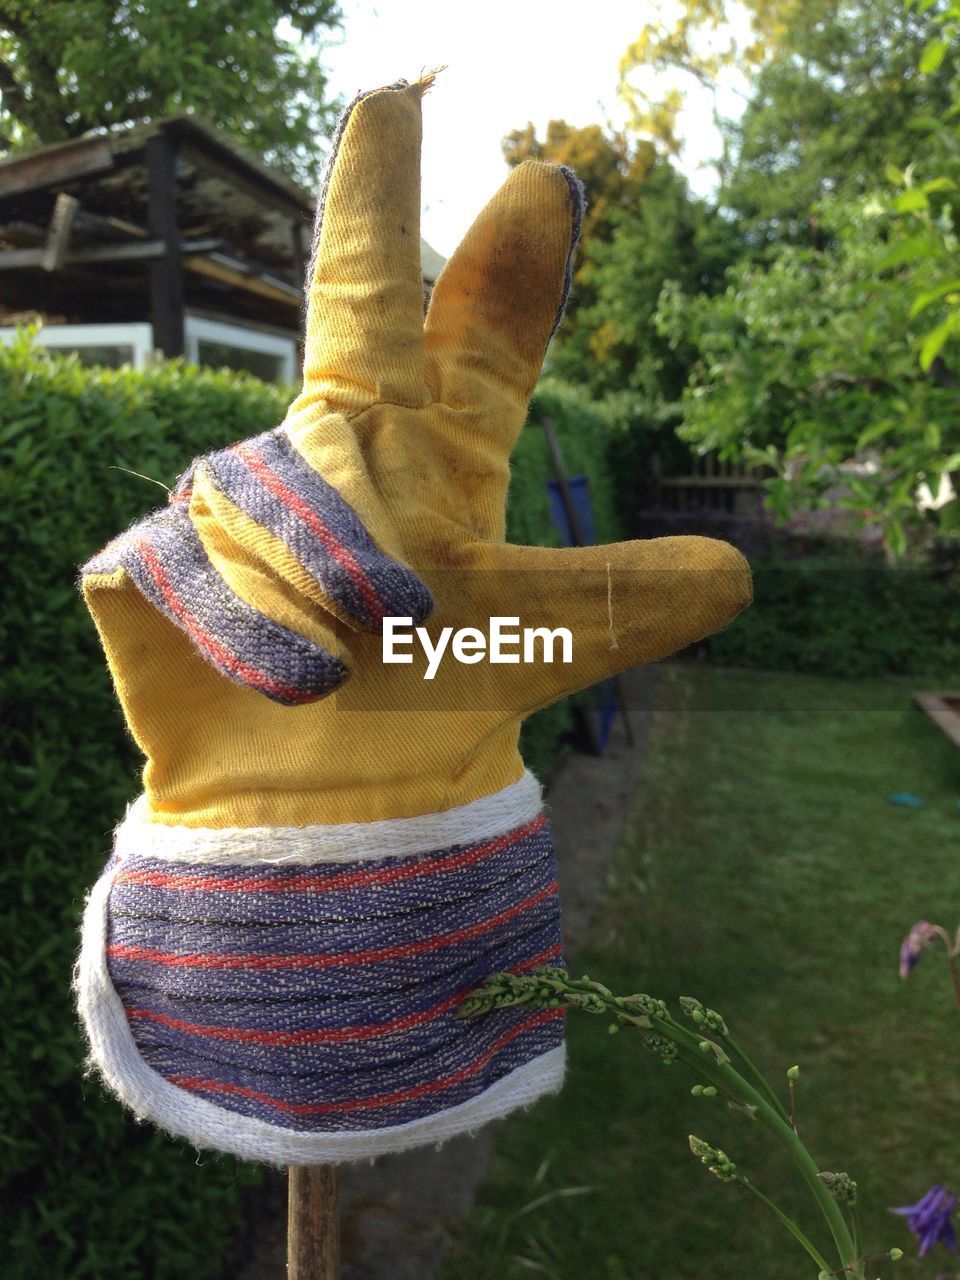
[75,75,751,1167]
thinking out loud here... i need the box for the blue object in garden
[547,474,618,752]
[888,792,926,808]
[547,475,596,545]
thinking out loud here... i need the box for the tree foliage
[525,0,956,558]
[552,163,738,404]
[502,119,737,410]
[0,0,341,185]
[657,190,960,558]
[619,1,951,241]
[884,0,960,374]
[720,0,953,243]
[618,0,808,161]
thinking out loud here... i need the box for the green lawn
[438,666,960,1280]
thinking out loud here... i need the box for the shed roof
[0,112,446,306]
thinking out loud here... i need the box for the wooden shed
[0,112,446,382]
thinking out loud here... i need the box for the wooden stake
[287,1164,339,1279]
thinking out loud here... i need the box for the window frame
[184,316,297,383]
[0,317,298,384]
[0,321,154,368]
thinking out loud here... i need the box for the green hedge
[0,334,624,1278]
[692,555,960,680]
[2,334,287,1280]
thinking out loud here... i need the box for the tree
[883,0,960,376]
[720,0,953,244]
[618,0,812,168]
[0,0,341,186]
[656,194,960,558]
[552,161,738,404]
[619,0,952,243]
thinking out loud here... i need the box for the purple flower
[891,1185,958,1256]
[900,921,942,979]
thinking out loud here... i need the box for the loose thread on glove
[606,561,619,651]
[107,465,171,495]
[417,66,447,93]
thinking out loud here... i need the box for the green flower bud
[565,991,608,1014]
[680,998,728,1035]
[620,993,668,1021]
[453,996,487,1019]
[644,1034,679,1063]
[695,1037,730,1065]
[817,1172,858,1205]
[701,1008,728,1036]
[687,1135,738,1182]
[787,1065,800,1081]
[679,996,706,1023]
[889,1248,903,1261]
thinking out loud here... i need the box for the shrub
[691,554,960,679]
[2,333,287,1279]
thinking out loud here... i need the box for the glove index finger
[289,75,435,417]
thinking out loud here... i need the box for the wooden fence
[657,450,768,516]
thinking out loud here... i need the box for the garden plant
[457,971,904,1279]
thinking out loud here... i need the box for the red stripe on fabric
[108,881,559,972]
[168,1008,564,1115]
[115,812,547,896]
[138,539,315,705]
[124,944,563,1047]
[233,442,385,625]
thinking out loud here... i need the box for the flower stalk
[456,968,880,1278]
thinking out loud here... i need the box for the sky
[311,0,748,258]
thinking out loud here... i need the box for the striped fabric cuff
[82,503,347,705]
[75,780,567,1165]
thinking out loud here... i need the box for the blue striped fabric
[83,424,435,704]
[103,814,565,1133]
[82,503,347,704]
[196,428,433,630]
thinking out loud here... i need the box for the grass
[437,665,960,1280]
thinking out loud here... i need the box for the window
[0,322,153,368]
[0,317,298,384]
[185,317,296,384]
